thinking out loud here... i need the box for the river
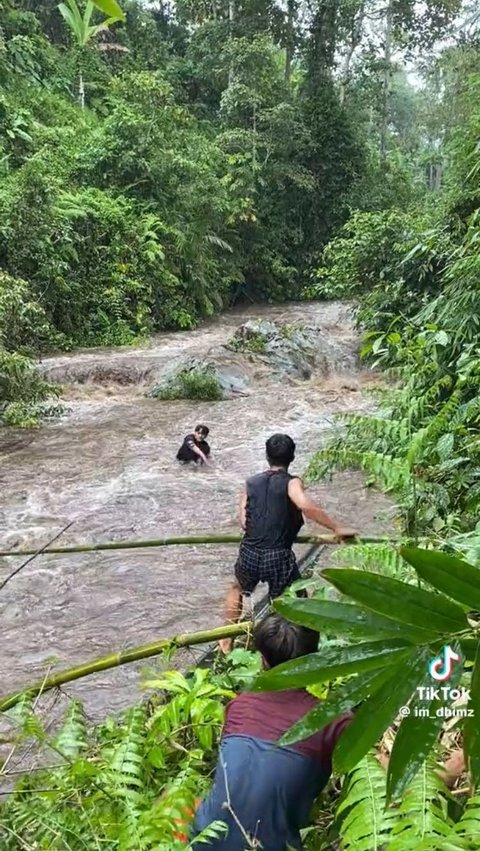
[0,301,392,730]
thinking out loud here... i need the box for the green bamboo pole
[0,621,252,713]
[0,533,397,559]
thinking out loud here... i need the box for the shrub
[0,654,261,849]
[305,178,480,537]
[148,365,223,401]
[0,270,62,354]
[228,331,266,354]
[0,350,59,426]
[304,208,452,332]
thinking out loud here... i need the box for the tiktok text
[416,686,470,701]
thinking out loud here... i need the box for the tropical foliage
[257,544,480,848]
[0,0,464,423]
[306,59,480,540]
[4,0,480,849]
[0,650,263,847]
[148,365,224,401]
[3,546,480,849]
[0,666,234,850]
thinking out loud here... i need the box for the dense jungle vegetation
[0,0,475,425]
[2,0,480,848]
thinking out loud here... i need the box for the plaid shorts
[234,542,301,600]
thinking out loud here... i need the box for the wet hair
[265,433,295,467]
[253,613,319,669]
[195,424,209,438]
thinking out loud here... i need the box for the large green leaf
[333,648,432,774]
[89,18,119,38]
[323,568,469,634]
[400,547,480,611]
[386,643,463,802]
[91,0,125,20]
[460,639,480,662]
[280,667,396,747]
[464,643,480,787]
[62,0,84,28]
[60,0,124,45]
[274,597,437,643]
[84,0,95,28]
[58,1,83,39]
[253,640,413,692]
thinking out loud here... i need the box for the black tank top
[243,470,304,550]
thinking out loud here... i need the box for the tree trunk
[252,101,257,171]
[380,0,393,165]
[79,69,85,110]
[308,0,340,82]
[339,1,366,105]
[228,0,234,85]
[285,0,296,81]
[427,161,442,191]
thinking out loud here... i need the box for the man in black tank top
[219,434,356,654]
[176,425,211,465]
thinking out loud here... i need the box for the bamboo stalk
[0,622,252,713]
[0,533,397,559]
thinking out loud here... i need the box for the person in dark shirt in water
[176,425,211,466]
[191,613,352,850]
[219,433,356,653]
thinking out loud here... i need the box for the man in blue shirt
[191,613,352,850]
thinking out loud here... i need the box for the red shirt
[224,688,351,770]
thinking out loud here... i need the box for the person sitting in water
[219,433,356,653]
[190,613,353,850]
[176,425,211,465]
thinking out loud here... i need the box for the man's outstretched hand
[333,526,357,542]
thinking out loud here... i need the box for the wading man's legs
[219,581,243,654]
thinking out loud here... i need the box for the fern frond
[337,752,396,850]
[108,705,147,796]
[307,445,411,492]
[333,543,414,580]
[8,691,44,742]
[187,820,228,846]
[204,233,233,253]
[337,754,457,851]
[56,699,87,758]
[455,793,480,843]
[388,760,453,850]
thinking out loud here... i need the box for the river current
[0,301,392,729]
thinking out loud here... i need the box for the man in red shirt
[191,613,352,850]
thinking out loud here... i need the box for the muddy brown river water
[0,301,393,733]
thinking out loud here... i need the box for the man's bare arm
[239,490,247,531]
[188,440,209,464]
[288,478,356,539]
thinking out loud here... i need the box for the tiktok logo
[428,645,461,682]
